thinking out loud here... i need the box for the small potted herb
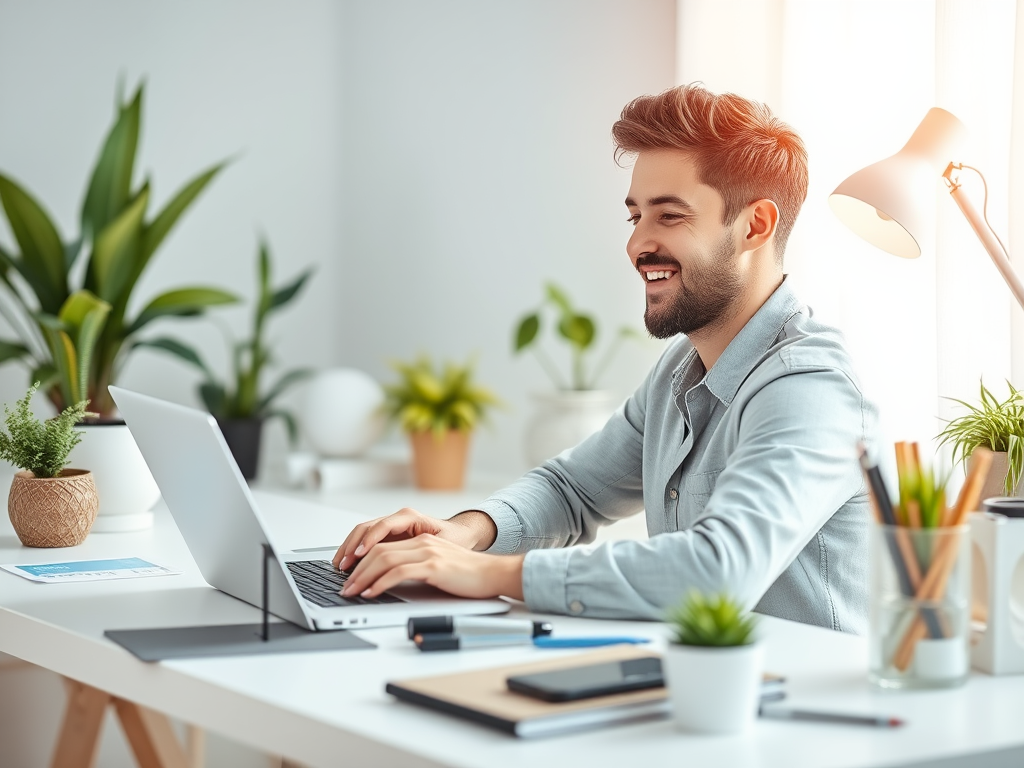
[0,384,98,547]
[383,356,500,489]
[663,592,763,733]
[936,380,1024,500]
[512,282,641,466]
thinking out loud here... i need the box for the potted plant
[383,356,500,490]
[936,380,1024,501]
[513,282,640,466]
[0,82,237,530]
[140,238,313,480]
[1,384,97,547]
[663,592,763,734]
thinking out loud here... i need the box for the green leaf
[80,84,141,242]
[0,339,29,365]
[268,269,313,313]
[199,381,228,416]
[264,408,300,446]
[39,320,78,407]
[558,313,595,349]
[0,173,66,311]
[29,363,59,392]
[91,184,149,302]
[255,368,313,414]
[125,287,238,335]
[545,282,573,314]
[133,336,214,378]
[514,313,540,352]
[138,161,227,269]
[58,291,111,403]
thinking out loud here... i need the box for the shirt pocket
[679,469,723,526]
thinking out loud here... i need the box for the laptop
[108,386,510,631]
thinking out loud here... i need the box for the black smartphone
[506,656,664,702]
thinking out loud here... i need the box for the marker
[759,705,904,728]
[413,633,652,652]
[407,615,553,640]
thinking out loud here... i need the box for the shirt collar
[679,278,804,406]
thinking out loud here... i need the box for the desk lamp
[829,107,1023,310]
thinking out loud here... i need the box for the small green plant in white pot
[663,592,763,734]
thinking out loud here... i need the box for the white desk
[2,486,1024,768]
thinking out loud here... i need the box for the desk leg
[52,677,199,768]
[50,680,111,768]
[112,698,190,768]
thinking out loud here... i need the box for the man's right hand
[331,508,497,571]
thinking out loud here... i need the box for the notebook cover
[385,645,670,738]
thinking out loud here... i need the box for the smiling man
[333,84,878,634]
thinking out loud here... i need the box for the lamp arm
[943,163,1024,312]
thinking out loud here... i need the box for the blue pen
[413,633,651,651]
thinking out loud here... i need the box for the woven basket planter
[8,469,100,548]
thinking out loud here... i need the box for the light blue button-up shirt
[478,279,878,634]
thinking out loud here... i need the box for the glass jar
[868,523,970,689]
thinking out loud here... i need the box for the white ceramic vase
[662,641,765,734]
[67,422,160,532]
[300,368,386,457]
[523,390,616,468]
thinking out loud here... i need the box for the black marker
[407,615,553,640]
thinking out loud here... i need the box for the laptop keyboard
[287,560,404,607]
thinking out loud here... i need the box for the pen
[413,633,652,652]
[407,615,553,640]
[759,705,904,728]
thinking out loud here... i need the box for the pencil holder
[868,523,970,689]
[969,511,1024,674]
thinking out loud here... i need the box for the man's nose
[627,225,657,263]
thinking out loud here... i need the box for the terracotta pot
[409,430,471,490]
[8,469,100,548]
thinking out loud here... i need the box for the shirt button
[569,600,585,614]
[669,488,678,499]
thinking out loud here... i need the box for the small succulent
[667,592,759,647]
[383,356,500,436]
[0,383,94,478]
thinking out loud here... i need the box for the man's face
[625,150,745,339]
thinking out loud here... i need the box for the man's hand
[339,534,525,601]
[331,508,497,571]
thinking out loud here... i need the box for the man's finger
[332,520,377,568]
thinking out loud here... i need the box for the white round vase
[300,368,386,457]
[523,390,616,467]
[662,641,765,734]
[67,422,161,532]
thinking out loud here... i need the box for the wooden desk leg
[112,698,190,768]
[50,680,111,768]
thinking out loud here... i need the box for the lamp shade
[829,107,968,258]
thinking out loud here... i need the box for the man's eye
[660,213,687,221]
[626,214,640,225]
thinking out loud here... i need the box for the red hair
[612,84,808,255]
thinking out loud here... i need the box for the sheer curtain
[677,0,1022,484]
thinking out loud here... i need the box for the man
[333,84,877,634]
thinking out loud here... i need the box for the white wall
[337,0,676,473]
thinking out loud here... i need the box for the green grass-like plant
[136,238,313,442]
[0,383,93,478]
[513,282,640,391]
[936,380,1024,495]
[384,356,500,437]
[667,592,758,647]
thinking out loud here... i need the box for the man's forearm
[449,510,498,550]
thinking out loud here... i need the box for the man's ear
[739,199,779,252]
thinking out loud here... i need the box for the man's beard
[641,234,743,339]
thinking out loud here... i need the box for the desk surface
[2,479,1024,768]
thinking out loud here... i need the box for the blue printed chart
[1,557,181,583]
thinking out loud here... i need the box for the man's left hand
[340,534,525,601]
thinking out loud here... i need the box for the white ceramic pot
[67,422,160,532]
[523,390,616,467]
[662,641,765,734]
[300,368,386,457]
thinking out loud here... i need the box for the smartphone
[506,656,664,702]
